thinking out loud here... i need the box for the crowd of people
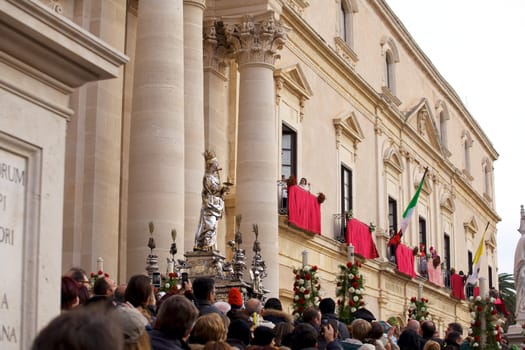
[30,268,481,350]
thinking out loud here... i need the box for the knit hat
[228,288,243,309]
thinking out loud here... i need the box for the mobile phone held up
[181,272,189,286]
[152,272,161,288]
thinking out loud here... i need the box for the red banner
[287,185,321,235]
[345,218,379,259]
[395,244,416,277]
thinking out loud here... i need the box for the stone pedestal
[184,250,250,301]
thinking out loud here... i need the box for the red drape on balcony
[395,244,416,277]
[345,218,379,259]
[450,273,466,300]
[427,261,444,286]
[287,185,321,235]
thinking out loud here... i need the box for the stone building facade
[1,0,500,342]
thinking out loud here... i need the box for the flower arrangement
[292,264,321,320]
[336,261,365,324]
[408,296,430,321]
[317,192,326,204]
[160,272,179,293]
[90,270,109,289]
[466,295,504,349]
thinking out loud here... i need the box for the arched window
[462,131,473,175]
[439,111,447,146]
[386,51,395,92]
[339,0,354,46]
[380,37,399,96]
[482,159,492,197]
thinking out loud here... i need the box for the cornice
[280,4,380,123]
[373,0,498,160]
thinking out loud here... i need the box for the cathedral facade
[1,0,500,342]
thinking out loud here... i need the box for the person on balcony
[299,177,310,191]
[278,175,288,214]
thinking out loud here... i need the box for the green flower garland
[336,261,365,324]
[408,297,430,321]
[466,296,504,349]
[292,264,321,320]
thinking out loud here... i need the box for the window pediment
[404,98,443,154]
[275,64,313,122]
[413,167,432,195]
[464,216,479,239]
[333,111,364,151]
[383,141,404,174]
[486,229,496,253]
[440,193,456,214]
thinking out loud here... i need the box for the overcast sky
[385,0,525,277]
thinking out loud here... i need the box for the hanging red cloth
[427,261,444,286]
[450,273,466,300]
[287,185,321,235]
[345,218,379,259]
[395,244,416,277]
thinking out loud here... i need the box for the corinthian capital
[203,19,228,74]
[223,11,289,67]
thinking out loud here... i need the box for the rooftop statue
[194,151,231,251]
[515,205,525,323]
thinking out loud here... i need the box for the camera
[152,272,161,288]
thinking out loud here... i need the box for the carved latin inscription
[0,148,25,347]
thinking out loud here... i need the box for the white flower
[300,287,305,293]
[355,289,361,295]
[360,288,365,294]
[468,328,473,335]
[475,296,482,301]
[473,342,479,347]
[470,312,476,319]
[304,265,311,271]
[421,307,426,312]
[351,307,356,313]
[298,279,304,286]
[165,283,171,288]
[493,330,498,335]
[353,296,359,302]
[294,295,299,301]
[410,303,416,309]
[490,297,495,303]
[349,287,355,293]
[348,273,354,279]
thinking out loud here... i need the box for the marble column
[184,0,206,251]
[224,11,288,295]
[62,0,127,278]
[203,19,231,253]
[127,0,185,276]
